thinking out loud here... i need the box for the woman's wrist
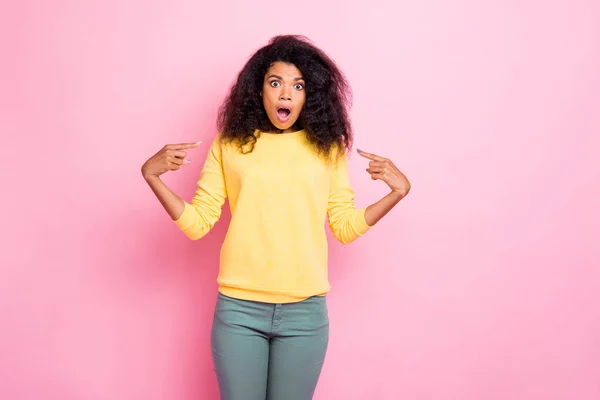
[388,189,406,203]
[143,172,161,183]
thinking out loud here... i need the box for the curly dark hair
[217,35,353,157]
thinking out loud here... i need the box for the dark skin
[141,61,411,225]
[260,62,306,133]
[141,141,201,220]
[258,62,411,226]
[358,148,411,226]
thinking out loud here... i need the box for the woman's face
[261,61,306,132]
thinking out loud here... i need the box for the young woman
[141,35,410,400]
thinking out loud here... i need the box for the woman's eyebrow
[267,74,304,81]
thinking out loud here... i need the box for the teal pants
[211,292,330,400]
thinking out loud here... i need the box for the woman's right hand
[141,141,202,180]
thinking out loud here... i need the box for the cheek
[262,90,277,108]
[262,94,272,111]
[296,96,306,113]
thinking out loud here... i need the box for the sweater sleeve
[327,152,372,244]
[173,137,227,240]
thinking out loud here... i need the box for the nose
[279,86,292,101]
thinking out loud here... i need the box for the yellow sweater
[174,129,371,303]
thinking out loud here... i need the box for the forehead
[265,61,303,79]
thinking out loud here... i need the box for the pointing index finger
[172,141,202,150]
[357,148,385,161]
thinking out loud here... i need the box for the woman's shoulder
[211,131,249,157]
[325,142,350,166]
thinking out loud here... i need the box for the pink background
[2,1,599,399]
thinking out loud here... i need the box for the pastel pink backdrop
[1,1,599,399]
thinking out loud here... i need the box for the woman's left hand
[357,149,411,198]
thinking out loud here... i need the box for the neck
[267,122,302,134]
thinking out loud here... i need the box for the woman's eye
[294,83,304,90]
[270,81,281,87]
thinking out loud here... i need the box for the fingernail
[186,159,191,164]
[195,141,202,145]
[357,148,363,153]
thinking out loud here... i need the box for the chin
[269,117,299,131]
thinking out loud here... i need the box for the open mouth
[276,106,291,122]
